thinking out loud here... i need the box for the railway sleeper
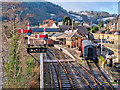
[61,82,71,84]
[54,81,59,83]
[62,86,72,88]
[61,80,70,82]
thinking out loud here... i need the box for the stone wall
[92,33,119,44]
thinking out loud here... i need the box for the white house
[51,23,58,28]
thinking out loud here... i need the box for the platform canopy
[71,33,82,38]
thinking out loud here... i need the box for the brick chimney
[65,22,67,25]
[68,20,70,31]
[117,16,120,31]
[72,19,75,32]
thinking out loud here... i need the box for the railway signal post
[27,47,47,89]
[18,22,32,47]
[27,22,31,47]
[28,30,49,88]
[19,25,48,89]
[44,27,46,47]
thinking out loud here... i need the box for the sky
[1,0,119,14]
[46,0,119,14]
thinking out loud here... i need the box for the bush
[26,57,35,75]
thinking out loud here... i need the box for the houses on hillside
[106,16,120,33]
[39,19,58,28]
[32,18,88,49]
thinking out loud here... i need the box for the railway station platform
[54,44,82,60]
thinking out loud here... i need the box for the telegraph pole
[91,20,92,33]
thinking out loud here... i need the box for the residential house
[39,19,58,28]
[106,16,120,32]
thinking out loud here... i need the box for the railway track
[47,48,76,89]
[46,47,115,90]
[54,48,100,89]
[48,48,95,89]
[85,60,114,90]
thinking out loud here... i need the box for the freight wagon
[82,40,97,60]
[46,39,54,47]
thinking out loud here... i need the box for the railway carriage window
[88,48,93,57]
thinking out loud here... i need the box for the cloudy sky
[46,0,119,14]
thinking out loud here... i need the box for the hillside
[69,11,117,24]
[2,2,68,25]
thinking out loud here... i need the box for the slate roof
[66,32,74,37]
[77,26,88,35]
[51,33,64,37]
[59,25,88,35]
[59,25,78,31]
[32,28,60,32]
[57,33,68,38]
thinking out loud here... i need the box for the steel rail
[50,48,76,89]
[68,62,93,90]
[93,61,114,90]
[61,49,107,90]
[46,50,62,90]
[58,61,76,90]
[64,53,108,90]
[82,60,107,90]
[56,48,93,90]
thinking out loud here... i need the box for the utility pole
[91,20,92,33]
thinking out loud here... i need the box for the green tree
[26,57,35,75]
[3,25,8,30]
[98,21,104,30]
[62,16,72,25]
[87,27,91,32]
[5,16,23,88]
[92,26,99,33]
